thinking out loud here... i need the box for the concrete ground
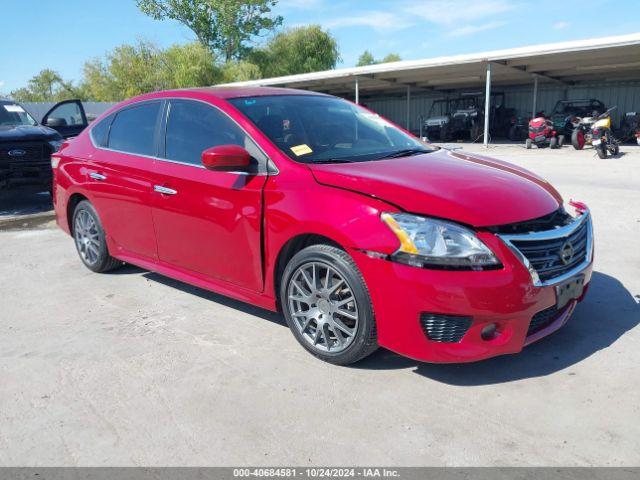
[1,143,639,466]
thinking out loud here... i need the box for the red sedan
[52,87,594,365]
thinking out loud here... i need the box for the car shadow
[356,271,639,384]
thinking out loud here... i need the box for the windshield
[229,95,434,163]
[552,101,603,117]
[0,101,38,127]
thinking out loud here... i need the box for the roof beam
[357,74,435,93]
[490,61,568,85]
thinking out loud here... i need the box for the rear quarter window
[89,114,113,148]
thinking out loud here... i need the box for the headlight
[48,139,64,152]
[381,213,500,269]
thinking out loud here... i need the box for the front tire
[549,137,558,149]
[280,244,378,365]
[572,129,585,150]
[72,200,122,273]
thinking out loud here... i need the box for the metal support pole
[532,75,538,119]
[483,63,491,147]
[354,76,359,105]
[406,85,411,130]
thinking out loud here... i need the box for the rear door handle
[89,172,106,181]
[154,185,178,195]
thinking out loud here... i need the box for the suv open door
[41,99,88,139]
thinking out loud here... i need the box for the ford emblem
[8,149,27,157]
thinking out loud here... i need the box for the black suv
[0,99,88,191]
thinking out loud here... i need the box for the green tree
[10,69,80,102]
[356,50,375,66]
[250,25,340,77]
[382,53,401,63]
[161,42,223,87]
[220,60,262,82]
[136,0,282,61]
[80,41,221,101]
[356,50,401,67]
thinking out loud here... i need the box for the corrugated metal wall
[361,81,640,133]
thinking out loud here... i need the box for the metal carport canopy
[221,33,640,145]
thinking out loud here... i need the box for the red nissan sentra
[52,87,593,365]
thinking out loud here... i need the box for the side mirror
[201,145,251,171]
[45,117,67,127]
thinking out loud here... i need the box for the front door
[151,99,268,292]
[42,100,88,138]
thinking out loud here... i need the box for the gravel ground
[0,143,639,466]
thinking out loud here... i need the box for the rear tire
[72,200,122,273]
[280,244,378,365]
[525,138,532,149]
[549,137,558,149]
[596,146,607,159]
[572,129,585,150]
[508,125,518,141]
[613,143,620,155]
[558,135,565,147]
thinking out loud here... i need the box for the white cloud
[448,21,506,37]
[324,11,414,32]
[553,21,570,30]
[404,0,515,25]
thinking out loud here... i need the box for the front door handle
[154,185,178,195]
[89,172,106,181]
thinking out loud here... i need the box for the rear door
[42,100,88,138]
[85,101,161,261]
[150,99,268,292]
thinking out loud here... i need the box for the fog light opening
[481,323,498,341]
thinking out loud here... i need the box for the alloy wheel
[74,210,101,265]
[287,261,359,353]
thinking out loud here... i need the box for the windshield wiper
[311,159,355,164]
[377,148,431,160]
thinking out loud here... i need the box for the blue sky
[2,0,639,93]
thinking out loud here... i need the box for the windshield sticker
[4,105,25,113]
[290,144,313,156]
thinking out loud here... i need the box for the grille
[529,125,546,134]
[420,313,472,343]
[0,142,47,164]
[527,305,566,336]
[508,218,590,283]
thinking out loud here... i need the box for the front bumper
[351,218,593,363]
[0,162,52,189]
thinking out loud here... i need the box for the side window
[89,113,113,148]
[164,100,267,171]
[44,101,85,126]
[108,102,161,156]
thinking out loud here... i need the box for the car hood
[308,149,562,227]
[0,124,62,142]
[425,116,449,125]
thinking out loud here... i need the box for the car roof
[165,86,328,100]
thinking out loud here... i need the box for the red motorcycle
[525,114,564,149]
